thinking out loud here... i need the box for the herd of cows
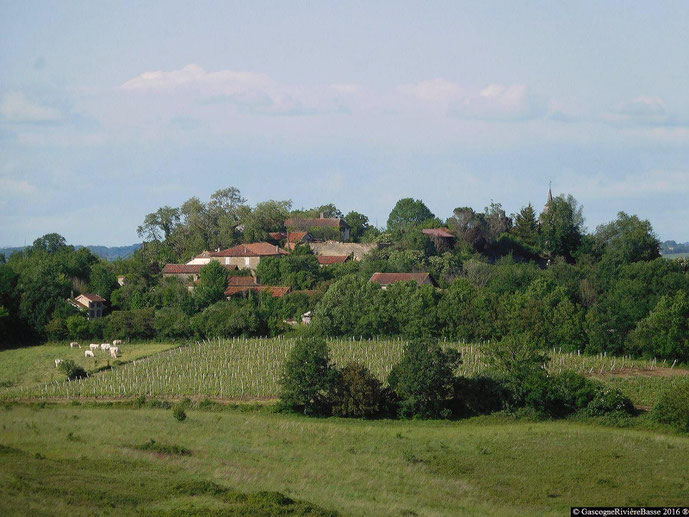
[55,340,124,367]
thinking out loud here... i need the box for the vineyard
[1,337,675,401]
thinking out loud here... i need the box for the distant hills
[662,240,689,255]
[0,243,142,261]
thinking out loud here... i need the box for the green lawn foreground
[0,342,179,390]
[1,405,687,516]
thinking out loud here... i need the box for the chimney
[320,212,324,219]
[276,245,279,253]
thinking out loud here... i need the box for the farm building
[162,263,237,282]
[224,276,291,298]
[309,241,386,260]
[186,242,288,271]
[369,272,438,289]
[317,255,350,266]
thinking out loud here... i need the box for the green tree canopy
[387,198,435,232]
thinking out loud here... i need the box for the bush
[331,362,384,418]
[584,385,634,416]
[652,381,689,432]
[451,376,506,417]
[172,403,187,422]
[278,337,339,416]
[58,359,87,381]
[387,338,462,418]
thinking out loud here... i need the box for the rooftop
[369,272,437,287]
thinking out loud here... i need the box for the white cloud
[0,92,62,123]
[449,84,547,121]
[120,64,356,116]
[398,78,463,103]
[0,178,37,198]
[606,96,672,126]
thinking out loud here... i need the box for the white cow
[85,350,94,358]
[100,343,111,351]
[55,358,63,367]
[110,347,120,358]
[89,344,99,351]
[69,342,80,348]
[112,339,122,346]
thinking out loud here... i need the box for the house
[369,272,438,289]
[286,231,314,250]
[317,255,350,266]
[74,293,106,319]
[162,263,237,282]
[308,241,387,261]
[284,215,351,241]
[186,242,288,271]
[224,275,290,298]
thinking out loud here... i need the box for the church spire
[543,181,553,214]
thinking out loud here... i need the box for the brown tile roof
[269,232,287,240]
[224,285,291,297]
[369,272,437,287]
[317,255,350,265]
[211,242,288,257]
[163,263,237,274]
[422,228,454,239]
[79,293,106,302]
[227,276,258,286]
[285,217,350,229]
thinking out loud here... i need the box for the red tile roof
[285,217,349,229]
[163,263,237,274]
[369,272,437,287]
[211,242,288,257]
[288,231,309,242]
[269,232,287,240]
[224,285,291,297]
[78,293,106,302]
[317,255,350,265]
[422,228,454,239]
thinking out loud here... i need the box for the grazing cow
[110,347,120,358]
[85,350,94,358]
[55,359,63,367]
[70,342,80,348]
[100,343,111,350]
[89,344,99,351]
[112,339,122,346]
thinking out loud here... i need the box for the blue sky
[1,1,688,246]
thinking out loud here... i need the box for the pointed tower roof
[543,182,553,214]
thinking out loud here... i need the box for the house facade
[186,242,288,271]
[162,263,237,283]
[284,215,351,241]
[75,293,106,319]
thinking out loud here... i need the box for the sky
[1,1,688,246]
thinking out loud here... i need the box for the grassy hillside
[0,404,687,516]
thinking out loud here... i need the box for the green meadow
[1,404,688,516]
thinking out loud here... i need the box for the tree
[484,202,512,242]
[629,290,689,362]
[538,194,584,261]
[279,337,339,415]
[88,262,119,300]
[511,204,539,246]
[137,206,181,241]
[344,211,370,242]
[387,198,434,232]
[387,338,462,418]
[194,261,229,309]
[331,362,385,418]
[240,200,292,242]
[32,233,67,253]
[447,207,488,251]
[594,212,660,266]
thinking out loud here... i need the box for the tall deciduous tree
[387,198,434,232]
[194,261,229,309]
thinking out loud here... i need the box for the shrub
[58,359,87,381]
[137,438,191,456]
[584,385,634,416]
[451,376,506,417]
[331,362,384,418]
[387,338,462,418]
[172,403,187,422]
[278,337,339,416]
[652,381,689,432]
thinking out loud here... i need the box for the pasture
[2,338,685,407]
[0,404,687,516]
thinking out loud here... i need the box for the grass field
[0,342,179,391]
[2,338,686,408]
[0,404,687,516]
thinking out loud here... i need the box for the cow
[69,342,80,348]
[89,344,99,351]
[100,343,111,351]
[85,350,94,358]
[55,359,63,367]
[112,339,122,346]
[110,347,120,358]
